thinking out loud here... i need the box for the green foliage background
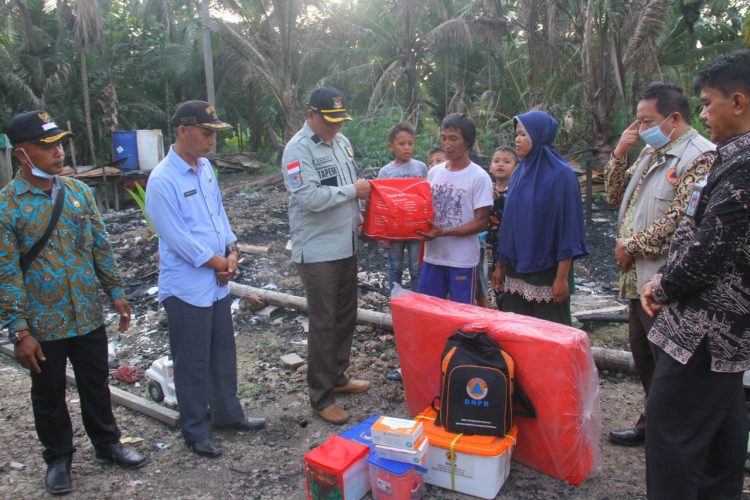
[0,0,747,172]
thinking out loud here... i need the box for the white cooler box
[417,408,517,499]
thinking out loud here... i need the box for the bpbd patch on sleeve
[286,160,303,189]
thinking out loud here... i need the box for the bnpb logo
[466,378,488,400]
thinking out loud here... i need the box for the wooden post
[0,140,12,187]
[585,159,593,225]
[66,121,78,174]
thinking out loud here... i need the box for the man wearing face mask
[0,110,147,495]
[604,83,715,447]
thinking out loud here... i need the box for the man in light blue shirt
[146,101,265,458]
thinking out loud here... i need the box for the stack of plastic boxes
[341,416,428,500]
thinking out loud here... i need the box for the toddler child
[487,146,520,308]
[427,148,446,169]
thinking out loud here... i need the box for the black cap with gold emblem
[307,87,352,123]
[5,110,74,146]
[171,100,233,130]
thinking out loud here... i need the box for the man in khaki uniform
[281,87,371,425]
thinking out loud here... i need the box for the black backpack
[432,330,535,436]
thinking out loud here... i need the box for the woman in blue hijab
[491,110,588,325]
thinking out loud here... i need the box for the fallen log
[237,243,270,255]
[221,173,283,195]
[575,313,628,323]
[228,281,393,330]
[0,343,179,426]
[590,346,636,373]
[228,282,637,374]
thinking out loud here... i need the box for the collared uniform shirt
[0,173,125,342]
[145,146,236,307]
[281,122,360,264]
[648,130,750,373]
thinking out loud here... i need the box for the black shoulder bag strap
[20,180,66,273]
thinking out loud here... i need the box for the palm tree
[71,0,104,166]
[210,0,335,141]
[333,0,472,121]
[0,0,71,111]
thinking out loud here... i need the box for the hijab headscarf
[498,110,588,273]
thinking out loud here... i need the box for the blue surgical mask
[639,115,675,150]
[20,148,56,179]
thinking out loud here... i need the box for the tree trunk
[80,46,97,167]
[80,45,108,209]
[164,71,171,135]
[280,89,303,141]
[201,0,216,153]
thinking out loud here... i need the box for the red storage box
[363,178,433,240]
[305,435,370,500]
[390,292,601,486]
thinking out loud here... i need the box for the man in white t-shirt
[417,113,493,304]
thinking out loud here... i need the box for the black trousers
[30,326,120,463]
[646,338,747,499]
[628,299,658,431]
[295,256,358,410]
[163,295,245,443]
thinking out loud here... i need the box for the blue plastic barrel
[112,131,139,170]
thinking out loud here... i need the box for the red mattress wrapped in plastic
[390,291,601,486]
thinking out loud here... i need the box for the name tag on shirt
[184,189,197,197]
[317,166,338,179]
[313,156,331,165]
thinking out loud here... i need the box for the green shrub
[124,183,156,234]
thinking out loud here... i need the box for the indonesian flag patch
[286,160,303,189]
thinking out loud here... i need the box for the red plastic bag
[363,178,433,240]
[390,291,601,486]
[112,366,144,384]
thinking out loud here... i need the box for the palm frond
[367,59,406,116]
[622,0,670,67]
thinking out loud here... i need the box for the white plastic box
[371,416,424,450]
[418,408,517,499]
[374,435,429,466]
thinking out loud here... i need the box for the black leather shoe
[45,456,72,495]
[214,417,266,431]
[608,428,645,446]
[95,443,148,469]
[187,438,223,458]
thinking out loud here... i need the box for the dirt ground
[1,171,748,499]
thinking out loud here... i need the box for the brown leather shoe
[316,404,350,425]
[332,379,370,394]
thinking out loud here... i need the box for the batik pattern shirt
[648,130,750,372]
[0,173,125,342]
[605,138,715,298]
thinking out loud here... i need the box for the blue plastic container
[112,131,139,170]
[340,415,379,453]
